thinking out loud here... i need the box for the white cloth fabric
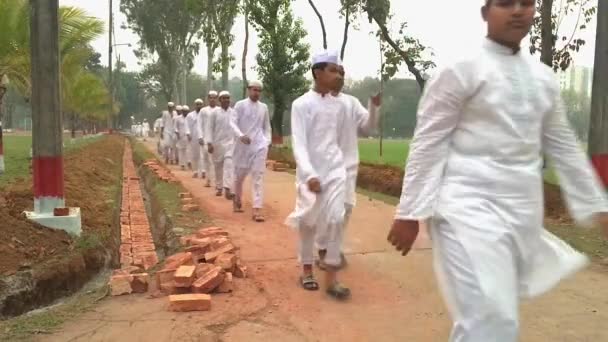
[174,115,189,149]
[298,223,344,267]
[312,50,342,65]
[337,93,380,206]
[154,118,162,134]
[231,98,272,173]
[160,110,176,148]
[214,158,234,191]
[187,110,203,174]
[396,38,608,341]
[206,107,236,163]
[286,90,348,267]
[198,106,217,175]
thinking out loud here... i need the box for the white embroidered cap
[312,50,342,66]
[176,105,183,111]
[194,98,203,104]
[208,90,218,97]
[167,102,175,107]
[182,105,190,111]
[248,80,263,89]
[219,90,230,97]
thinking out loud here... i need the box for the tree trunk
[206,44,215,92]
[540,0,554,67]
[340,6,351,61]
[242,4,250,98]
[589,0,608,187]
[181,56,188,104]
[221,44,229,90]
[307,0,327,49]
[271,99,285,142]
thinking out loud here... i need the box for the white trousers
[190,143,202,174]
[214,157,234,190]
[234,167,264,209]
[299,222,344,267]
[172,142,178,162]
[431,217,519,342]
[315,204,353,251]
[178,147,188,167]
[201,148,212,175]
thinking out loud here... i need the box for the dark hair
[311,62,328,80]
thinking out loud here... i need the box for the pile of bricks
[266,160,290,172]
[143,159,178,183]
[110,142,159,296]
[156,226,248,312]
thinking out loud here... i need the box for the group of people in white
[131,120,150,140]
[157,82,272,223]
[143,1,608,338]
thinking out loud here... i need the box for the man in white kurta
[171,106,181,164]
[174,106,190,170]
[231,80,272,221]
[389,2,608,341]
[286,50,351,300]
[206,91,236,199]
[160,102,177,164]
[198,91,219,187]
[315,65,381,269]
[142,120,150,141]
[187,99,204,178]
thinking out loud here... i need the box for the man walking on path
[198,91,219,187]
[388,1,608,341]
[287,50,352,300]
[187,99,204,178]
[160,102,177,164]
[206,90,236,200]
[231,80,272,222]
[175,105,190,170]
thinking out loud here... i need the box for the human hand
[387,219,419,256]
[207,144,214,154]
[307,178,321,193]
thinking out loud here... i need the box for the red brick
[110,275,133,296]
[185,245,210,263]
[130,216,149,225]
[204,244,237,263]
[216,272,233,293]
[190,237,212,247]
[210,237,231,251]
[120,255,133,267]
[174,265,196,288]
[164,252,195,269]
[182,204,199,212]
[195,263,215,278]
[113,266,143,275]
[196,227,229,239]
[119,244,132,256]
[156,267,178,285]
[215,253,236,272]
[192,266,225,294]
[179,234,198,246]
[168,294,211,312]
[160,281,190,295]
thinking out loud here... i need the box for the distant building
[559,65,593,97]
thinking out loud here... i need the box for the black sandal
[326,283,351,301]
[299,275,319,291]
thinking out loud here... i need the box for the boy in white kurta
[389,1,608,341]
[231,80,272,221]
[286,50,351,300]
[206,91,236,199]
[174,106,190,170]
[187,99,204,178]
[316,65,381,270]
[198,91,219,187]
[160,102,177,164]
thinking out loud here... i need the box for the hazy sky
[59,0,598,80]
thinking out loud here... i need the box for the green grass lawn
[0,134,103,187]
[358,138,410,167]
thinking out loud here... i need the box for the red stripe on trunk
[591,154,608,187]
[33,156,64,197]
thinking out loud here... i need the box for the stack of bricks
[110,142,159,296]
[155,226,248,312]
[179,192,200,213]
[266,160,289,172]
[143,159,178,183]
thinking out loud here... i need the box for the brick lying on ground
[168,294,211,312]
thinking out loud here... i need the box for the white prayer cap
[183,105,190,111]
[248,80,263,89]
[167,102,175,107]
[219,90,230,97]
[208,90,218,96]
[312,50,342,66]
[194,98,204,104]
[176,105,183,111]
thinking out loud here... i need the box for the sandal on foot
[252,214,265,222]
[299,275,319,291]
[326,283,351,301]
[233,200,244,213]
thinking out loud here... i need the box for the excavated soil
[0,135,124,317]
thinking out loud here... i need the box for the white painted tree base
[25,207,82,236]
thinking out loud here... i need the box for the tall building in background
[559,65,593,96]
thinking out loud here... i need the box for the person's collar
[484,37,520,55]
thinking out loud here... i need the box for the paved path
[42,138,608,342]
